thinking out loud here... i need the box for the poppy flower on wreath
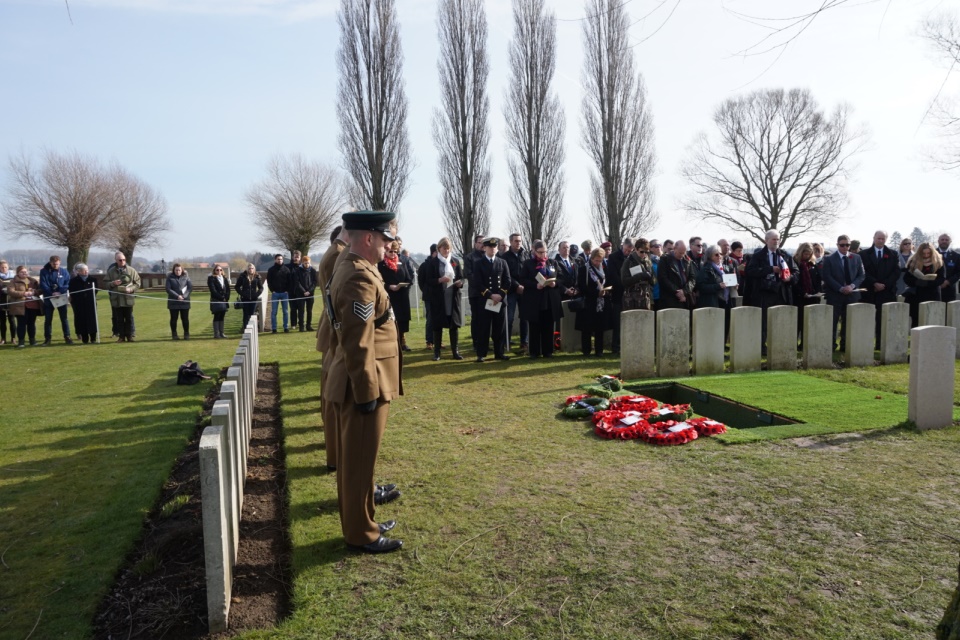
[686,417,728,437]
[592,410,651,440]
[609,395,659,413]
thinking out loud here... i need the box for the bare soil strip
[93,365,289,639]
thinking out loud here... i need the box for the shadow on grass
[285,441,326,455]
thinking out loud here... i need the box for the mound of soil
[93,365,289,639]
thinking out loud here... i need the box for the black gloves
[357,399,378,414]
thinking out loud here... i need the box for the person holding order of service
[518,239,563,358]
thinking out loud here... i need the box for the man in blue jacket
[39,255,73,345]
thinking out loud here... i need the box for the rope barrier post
[93,281,101,344]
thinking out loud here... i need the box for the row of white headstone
[198,316,261,633]
[600,300,960,378]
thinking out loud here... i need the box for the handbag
[211,301,228,313]
[177,360,211,385]
[568,297,584,312]
[233,300,242,310]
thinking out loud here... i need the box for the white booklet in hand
[629,264,645,276]
[485,298,502,313]
[722,273,738,287]
[535,272,556,285]
[49,294,69,308]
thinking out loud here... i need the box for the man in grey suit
[821,234,866,351]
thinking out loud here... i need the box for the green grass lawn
[0,295,247,639]
[2,310,959,639]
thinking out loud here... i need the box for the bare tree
[100,168,170,264]
[433,0,491,258]
[581,0,657,246]
[2,149,118,267]
[336,0,412,213]
[245,154,347,258]
[504,0,566,252]
[920,12,960,172]
[680,88,867,246]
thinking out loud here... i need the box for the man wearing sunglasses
[821,234,865,351]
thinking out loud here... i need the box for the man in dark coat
[469,237,514,362]
[745,230,798,351]
[606,238,632,354]
[295,256,318,331]
[462,234,486,353]
[937,233,960,303]
[417,244,438,347]
[860,230,899,349]
[820,234,864,351]
[267,253,292,332]
[502,233,528,353]
[288,251,306,331]
[39,255,73,345]
[658,240,695,310]
[555,240,578,300]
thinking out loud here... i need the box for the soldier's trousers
[334,397,389,546]
[320,347,339,469]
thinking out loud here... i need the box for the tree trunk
[938,557,960,640]
[66,246,90,271]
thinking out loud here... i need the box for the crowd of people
[2,230,956,355]
[0,250,299,346]
[409,230,959,359]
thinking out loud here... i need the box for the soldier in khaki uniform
[323,210,404,553]
[316,225,349,472]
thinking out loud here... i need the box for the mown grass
[3,307,960,639]
[249,324,960,640]
[0,294,246,639]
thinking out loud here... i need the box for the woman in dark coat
[422,236,464,361]
[207,265,231,339]
[519,239,563,358]
[695,244,728,309]
[166,263,192,340]
[234,263,264,331]
[378,240,413,351]
[903,242,945,327]
[792,243,823,347]
[575,248,613,356]
[68,263,98,343]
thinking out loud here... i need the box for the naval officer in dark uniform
[469,237,514,362]
[322,210,404,554]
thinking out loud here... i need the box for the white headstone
[220,381,247,480]
[210,402,239,564]
[199,425,232,633]
[656,309,690,377]
[729,306,761,373]
[947,301,960,360]
[621,309,656,379]
[767,305,798,371]
[692,307,725,376]
[918,300,946,327]
[802,304,833,369]
[880,302,910,364]
[908,326,957,429]
[844,303,875,367]
[560,301,580,353]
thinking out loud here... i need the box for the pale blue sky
[1,0,957,259]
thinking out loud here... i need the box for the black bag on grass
[177,360,211,385]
